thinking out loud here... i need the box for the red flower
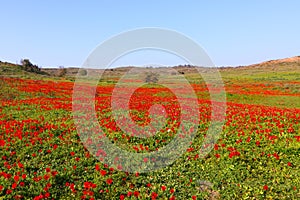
[161,185,167,191]
[14,175,19,182]
[84,182,90,189]
[0,185,3,191]
[22,174,27,179]
[263,185,268,191]
[12,182,17,189]
[273,153,280,160]
[6,189,12,195]
[192,195,197,200]
[229,151,240,158]
[51,171,58,177]
[95,164,100,171]
[100,170,107,176]
[70,151,75,156]
[288,162,292,166]
[117,165,123,170]
[170,196,175,200]
[246,137,251,143]
[151,192,158,200]
[44,174,50,180]
[214,144,219,150]
[18,162,24,168]
[134,191,140,197]
[170,188,175,193]
[46,168,51,172]
[127,191,132,197]
[120,194,125,200]
[106,178,113,185]
[215,154,220,158]
[0,140,5,147]
[143,157,148,162]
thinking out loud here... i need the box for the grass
[0,59,300,199]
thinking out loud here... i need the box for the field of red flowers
[0,73,300,199]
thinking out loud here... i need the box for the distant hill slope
[248,56,300,68]
[214,56,300,82]
[1,56,300,80]
[0,61,49,78]
[224,56,300,71]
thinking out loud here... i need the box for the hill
[0,60,49,78]
[1,56,300,81]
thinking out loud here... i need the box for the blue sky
[1,1,300,68]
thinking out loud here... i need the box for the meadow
[0,60,300,199]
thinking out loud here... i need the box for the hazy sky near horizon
[1,1,300,68]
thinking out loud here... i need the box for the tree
[20,59,40,73]
[79,69,87,76]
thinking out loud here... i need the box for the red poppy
[17,162,24,168]
[14,175,19,182]
[133,191,140,197]
[127,191,132,197]
[22,174,27,179]
[106,178,113,185]
[6,189,12,195]
[0,140,5,147]
[151,192,158,200]
[100,170,107,176]
[255,141,260,146]
[170,196,176,200]
[12,182,17,189]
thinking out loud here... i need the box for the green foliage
[21,59,41,73]
[0,59,300,199]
